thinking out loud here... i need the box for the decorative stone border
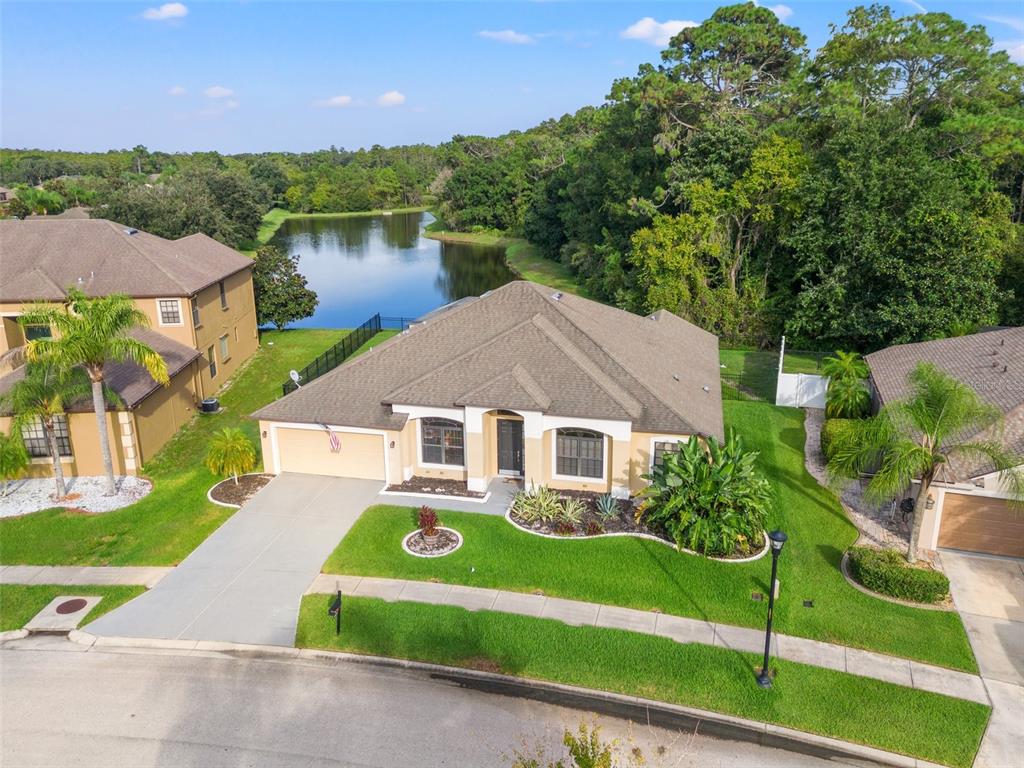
[379,489,492,504]
[401,526,464,558]
[839,551,953,611]
[503,509,769,564]
[206,473,273,509]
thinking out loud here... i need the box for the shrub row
[820,418,853,462]
[847,546,950,604]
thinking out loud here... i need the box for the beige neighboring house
[0,218,260,478]
[254,281,723,497]
[866,328,1024,559]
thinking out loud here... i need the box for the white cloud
[204,85,234,98]
[997,40,1024,63]
[313,95,353,108]
[764,3,794,21]
[479,29,535,45]
[168,85,187,96]
[142,2,188,21]
[982,15,1024,33]
[620,17,697,47]
[903,0,927,13]
[377,90,406,107]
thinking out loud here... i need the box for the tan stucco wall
[132,361,199,467]
[540,429,612,494]
[136,297,194,348]
[628,432,691,492]
[273,426,386,480]
[193,268,259,398]
[0,409,129,478]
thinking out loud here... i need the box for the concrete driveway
[940,549,1024,768]
[87,474,382,646]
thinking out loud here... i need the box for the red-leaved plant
[418,506,439,536]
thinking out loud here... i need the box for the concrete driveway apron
[87,474,382,647]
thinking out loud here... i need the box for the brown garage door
[938,493,1024,558]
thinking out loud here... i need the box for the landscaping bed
[0,476,152,518]
[209,473,274,507]
[402,527,463,557]
[845,546,951,606]
[508,488,640,537]
[385,476,485,499]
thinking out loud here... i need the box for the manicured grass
[0,584,145,631]
[324,402,976,672]
[296,597,988,768]
[719,348,779,401]
[423,228,590,298]
[245,206,431,252]
[0,328,395,566]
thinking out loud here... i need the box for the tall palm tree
[21,288,169,496]
[828,362,1024,562]
[821,350,870,418]
[0,366,93,500]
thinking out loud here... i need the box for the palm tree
[21,288,168,496]
[205,428,257,484]
[821,350,870,418]
[828,362,1024,562]
[0,366,92,500]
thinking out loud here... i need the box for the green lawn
[323,402,976,672]
[0,328,396,566]
[0,584,145,631]
[296,597,988,768]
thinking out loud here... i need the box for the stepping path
[0,565,171,588]
[306,573,990,705]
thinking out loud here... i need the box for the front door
[497,419,524,476]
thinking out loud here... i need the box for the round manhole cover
[56,598,88,615]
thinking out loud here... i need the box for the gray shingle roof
[253,281,724,438]
[865,328,1024,479]
[0,327,200,412]
[0,218,253,301]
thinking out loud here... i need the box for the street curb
[66,631,932,767]
[0,629,28,642]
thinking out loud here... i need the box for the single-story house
[254,281,723,497]
[0,328,201,477]
[866,327,1024,558]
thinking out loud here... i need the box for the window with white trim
[21,415,71,458]
[218,280,228,310]
[207,345,217,379]
[158,299,182,325]
[421,418,464,466]
[653,440,681,468]
[219,333,230,362]
[556,428,603,478]
[191,299,201,328]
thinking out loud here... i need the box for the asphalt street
[0,639,836,768]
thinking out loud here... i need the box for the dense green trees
[433,3,1024,350]
[251,245,319,329]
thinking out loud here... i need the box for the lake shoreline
[246,206,432,254]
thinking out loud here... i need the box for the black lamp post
[757,530,788,689]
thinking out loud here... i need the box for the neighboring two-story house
[0,218,259,478]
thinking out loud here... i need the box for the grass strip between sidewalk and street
[0,584,145,631]
[296,596,989,768]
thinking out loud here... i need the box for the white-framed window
[218,280,228,310]
[649,436,689,471]
[419,418,465,467]
[219,333,230,363]
[207,345,217,379]
[157,298,183,326]
[23,323,52,341]
[21,415,72,457]
[554,428,605,480]
[191,299,201,329]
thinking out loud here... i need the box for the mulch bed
[405,528,461,556]
[386,476,486,499]
[209,474,274,506]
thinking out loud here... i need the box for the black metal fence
[281,314,382,396]
[381,316,417,331]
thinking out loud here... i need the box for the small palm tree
[0,430,30,497]
[821,350,870,418]
[21,288,168,496]
[205,428,256,484]
[0,366,94,500]
[828,362,1024,562]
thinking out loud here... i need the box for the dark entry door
[497,419,524,475]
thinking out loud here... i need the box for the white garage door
[275,427,386,480]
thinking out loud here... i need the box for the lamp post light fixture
[757,530,788,689]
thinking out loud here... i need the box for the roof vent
[702,385,710,393]
[123,228,138,235]
[551,292,563,301]
[673,374,680,381]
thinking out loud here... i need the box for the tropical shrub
[595,493,619,521]
[819,418,853,462]
[847,546,949,604]
[584,520,604,536]
[0,431,29,497]
[511,485,563,524]
[821,350,870,418]
[417,505,439,536]
[639,433,771,556]
[560,497,586,525]
[204,428,257,483]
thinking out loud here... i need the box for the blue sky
[2,1,1022,153]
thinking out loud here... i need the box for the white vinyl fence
[775,336,829,408]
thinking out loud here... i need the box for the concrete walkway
[0,566,171,588]
[306,573,990,705]
[86,474,383,646]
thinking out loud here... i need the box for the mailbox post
[328,590,342,635]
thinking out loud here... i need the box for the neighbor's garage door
[275,427,385,480]
[938,493,1024,558]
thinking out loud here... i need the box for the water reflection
[269,211,516,328]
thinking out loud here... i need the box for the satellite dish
[289,370,301,386]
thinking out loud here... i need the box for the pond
[268,211,517,328]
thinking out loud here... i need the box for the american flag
[323,425,340,453]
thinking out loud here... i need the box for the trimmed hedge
[847,546,950,604]
[820,418,853,461]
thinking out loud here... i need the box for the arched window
[421,418,464,466]
[555,428,603,478]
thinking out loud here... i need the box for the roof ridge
[101,219,190,295]
[529,313,642,417]
[511,364,552,410]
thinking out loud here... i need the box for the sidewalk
[0,565,171,588]
[306,573,989,705]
